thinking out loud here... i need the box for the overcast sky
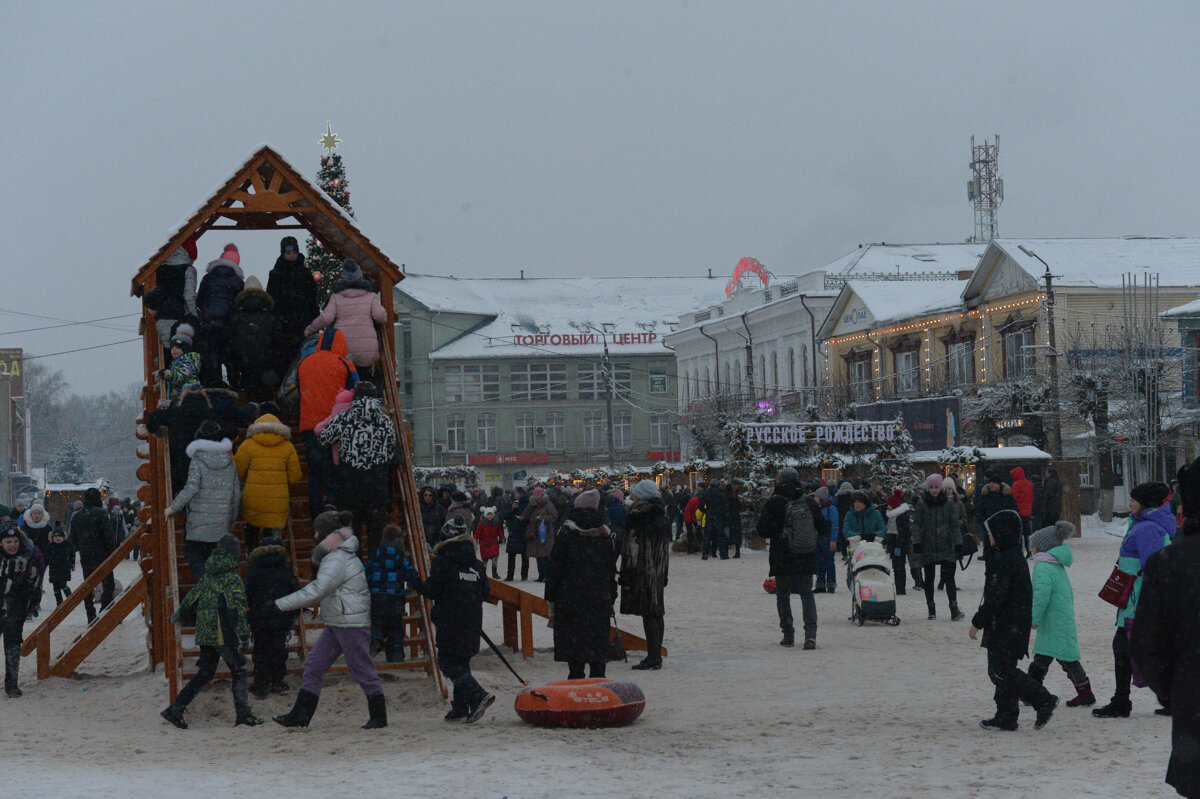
[2,1,1198,394]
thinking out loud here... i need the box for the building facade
[393,274,728,487]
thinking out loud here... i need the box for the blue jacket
[820,503,839,539]
[605,496,627,539]
[366,545,418,597]
[1116,503,1174,627]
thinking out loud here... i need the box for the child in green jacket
[1027,521,1094,707]
[160,535,264,729]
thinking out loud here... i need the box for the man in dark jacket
[757,469,829,649]
[196,243,246,386]
[1132,457,1200,799]
[975,470,1019,559]
[266,236,320,375]
[698,481,729,560]
[420,486,447,550]
[1,520,44,697]
[145,385,249,495]
[68,487,115,623]
[969,507,1057,731]
[1040,467,1063,526]
[415,517,495,723]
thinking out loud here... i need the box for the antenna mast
[967,134,1004,242]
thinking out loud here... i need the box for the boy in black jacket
[415,517,495,723]
[244,537,300,698]
[45,526,76,606]
[969,508,1058,731]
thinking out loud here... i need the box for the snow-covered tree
[49,435,90,484]
[306,149,356,303]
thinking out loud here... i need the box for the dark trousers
[923,561,957,608]
[535,556,549,581]
[81,558,115,623]
[439,653,487,712]
[506,552,529,580]
[175,644,249,711]
[685,522,700,553]
[250,629,289,689]
[568,661,607,679]
[703,523,728,559]
[1028,653,1088,691]
[1021,517,1033,556]
[776,572,817,640]
[183,540,216,585]
[198,323,234,386]
[346,505,388,555]
[243,524,281,554]
[371,602,407,661]
[3,612,23,691]
[891,553,908,593]
[816,540,837,589]
[302,431,329,519]
[672,513,685,540]
[52,581,72,606]
[987,648,1053,724]
[1112,626,1133,701]
[642,614,665,665]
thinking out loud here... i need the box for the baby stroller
[847,538,900,626]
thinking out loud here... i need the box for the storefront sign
[994,418,1025,430]
[724,257,770,298]
[466,453,551,466]
[745,422,897,446]
[857,397,962,451]
[510,332,658,347]
[647,451,681,461]
[649,374,668,393]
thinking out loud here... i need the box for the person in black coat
[229,277,284,402]
[1132,457,1200,799]
[545,490,618,680]
[145,385,251,495]
[974,470,1018,559]
[1040,467,1063,526]
[266,236,321,373]
[1,521,44,697]
[969,507,1057,731]
[756,469,828,649]
[414,517,495,722]
[698,482,729,560]
[45,526,76,606]
[505,487,530,580]
[725,483,743,559]
[245,537,300,697]
[196,243,246,386]
[67,487,115,623]
[420,486,447,550]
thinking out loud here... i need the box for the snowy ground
[7,517,1179,798]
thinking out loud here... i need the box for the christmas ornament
[319,122,341,152]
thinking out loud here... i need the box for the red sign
[467,453,551,466]
[725,257,769,298]
[511,332,658,347]
[647,451,681,461]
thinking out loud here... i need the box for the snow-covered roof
[909,446,1052,463]
[1162,295,1200,318]
[827,243,986,278]
[966,237,1200,298]
[44,481,107,492]
[818,280,970,340]
[396,274,727,358]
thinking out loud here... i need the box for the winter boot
[385,646,406,664]
[780,633,794,647]
[927,603,936,621]
[1066,681,1096,708]
[250,680,270,700]
[1156,706,1172,717]
[491,563,499,579]
[362,693,388,729]
[1092,698,1132,718]
[949,603,965,622]
[1035,695,1059,730]
[235,706,265,727]
[160,704,188,729]
[465,692,496,724]
[273,689,319,728]
[979,716,1018,731]
[803,639,816,650]
[444,703,469,722]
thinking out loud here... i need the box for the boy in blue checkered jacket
[366,524,419,662]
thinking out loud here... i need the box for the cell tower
[967,134,1004,242]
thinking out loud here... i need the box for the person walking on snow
[814,486,839,594]
[1,520,43,697]
[912,474,965,621]
[68,487,115,623]
[1026,521,1094,708]
[621,480,671,669]
[165,421,241,585]
[756,469,827,649]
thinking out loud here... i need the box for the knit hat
[313,509,349,537]
[220,243,240,265]
[1130,481,1171,510]
[609,488,624,502]
[84,487,103,507]
[837,481,854,495]
[441,516,469,538]
[985,469,1005,485]
[851,491,871,507]
[886,488,904,509]
[452,491,469,503]
[925,473,944,490]
[942,477,957,495]
[0,519,18,540]
[341,258,363,281]
[1030,521,1075,553]
[182,235,198,262]
[243,274,263,293]
[631,479,660,501]
[815,486,830,503]
[169,322,195,352]
[108,497,121,510]
[574,489,601,509]
[354,381,379,400]
[280,236,299,254]
[217,534,240,561]
[194,419,223,441]
[778,467,800,485]
[531,486,545,498]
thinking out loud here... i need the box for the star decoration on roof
[319,123,341,152]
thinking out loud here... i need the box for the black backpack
[782,497,818,555]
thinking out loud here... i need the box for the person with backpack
[297,328,358,520]
[229,276,284,402]
[196,243,245,386]
[756,468,828,649]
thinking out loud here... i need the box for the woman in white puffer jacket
[272,509,386,730]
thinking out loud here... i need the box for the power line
[0,312,140,337]
[23,338,142,361]
[0,307,136,334]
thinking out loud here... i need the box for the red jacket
[474,520,504,560]
[1009,467,1035,517]
[684,496,701,524]
[299,328,358,431]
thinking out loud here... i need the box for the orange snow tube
[514,678,646,728]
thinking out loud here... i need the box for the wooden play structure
[21,145,662,698]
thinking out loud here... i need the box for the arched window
[771,351,779,392]
[725,362,731,390]
[734,359,742,390]
[788,347,796,389]
[759,356,766,393]
[801,345,809,387]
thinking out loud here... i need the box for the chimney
[957,270,974,280]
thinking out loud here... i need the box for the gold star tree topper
[319,123,341,152]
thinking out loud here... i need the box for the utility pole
[1020,245,1062,457]
[602,331,616,469]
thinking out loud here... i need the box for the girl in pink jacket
[305,259,386,375]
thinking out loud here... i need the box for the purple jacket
[1121,503,1175,568]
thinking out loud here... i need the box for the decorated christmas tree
[49,435,90,484]
[307,124,355,303]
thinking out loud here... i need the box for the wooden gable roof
[130,145,402,297]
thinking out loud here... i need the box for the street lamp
[1018,245,1063,458]
[578,322,616,469]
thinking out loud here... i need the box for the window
[1004,327,1035,379]
[583,410,606,452]
[703,366,711,396]
[771,351,779,391]
[445,414,466,452]
[544,411,565,451]
[515,412,535,451]
[948,340,974,386]
[734,359,742,390]
[650,413,671,449]
[788,348,796,389]
[444,364,500,403]
[759,356,767,391]
[648,365,669,394]
[800,345,809,387]
[578,362,602,400]
[614,411,632,451]
[511,362,567,401]
[725,362,732,389]
[476,413,497,452]
[613,362,632,396]
[895,349,919,394]
[847,354,871,402]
